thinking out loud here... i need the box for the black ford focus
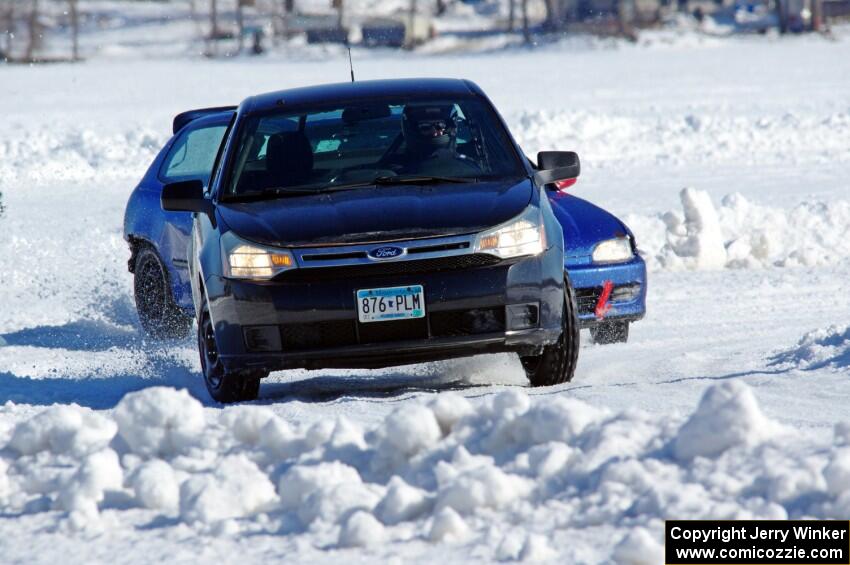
[162,78,582,402]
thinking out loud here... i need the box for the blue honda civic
[123,79,646,402]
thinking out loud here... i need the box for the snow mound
[770,325,850,371]
[627,189,850,270]
[511,109,850,169]
[113,387,206,458]
[0,384,846,558]
[179,455,277,525]
[0,124,163,183]
[8,404,116,457]
[674,381,781,461]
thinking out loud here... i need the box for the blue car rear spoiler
[172,106,237,134]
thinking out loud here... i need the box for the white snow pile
[511,109,850,169]
[771,325,850,371]
[2,381,850,558]
[0,123,163,183]
[627,188,850,270]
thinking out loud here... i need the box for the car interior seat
[265,132,314,188]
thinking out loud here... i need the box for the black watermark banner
[665,520,850,565]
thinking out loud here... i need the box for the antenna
[348,47,355,82]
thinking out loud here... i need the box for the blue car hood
[548,193,629,259]
[218,178,533,246]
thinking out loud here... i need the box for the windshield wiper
[225,175,475,202]
[372,175,475,185]
[225,186,325,202]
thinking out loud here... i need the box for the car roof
[242,78,483,115]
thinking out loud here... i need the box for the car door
[155,114,231,308]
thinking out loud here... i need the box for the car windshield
[224,97,526,199]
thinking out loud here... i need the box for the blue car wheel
[133,247,193,339]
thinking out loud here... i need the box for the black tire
[198,302,264,403]
[520,277,580,387]
[134,247,193,339]
[590,321,629,345]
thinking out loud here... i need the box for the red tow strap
[595,280,614,320]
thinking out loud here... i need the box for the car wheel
[590,321,629,345]
[198,302,264,403]
[134,247,192,339]
[519,277,580,387]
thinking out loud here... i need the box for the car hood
[217,178,533,246]
[548,193,629,259]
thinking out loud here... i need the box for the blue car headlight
[592,237,633,264]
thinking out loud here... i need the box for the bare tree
[25,0,40,61]
[1,0,15,58]
[508,0,516,31]
[333,0,343,29]
[522,0,530,42]
[236,0,244,52]
[69,0,79,60]
[210,0,220,37]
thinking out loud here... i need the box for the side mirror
[161,180,213,216]
[533,151,580,189]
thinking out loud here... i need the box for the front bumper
[566,255,647,328]
[204,246,565,372]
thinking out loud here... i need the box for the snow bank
[627,189,850,270]
[512,109,850,170]
[771,325,850,371]
[1,382,848,558]
[0,124,163,183]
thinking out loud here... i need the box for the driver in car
[393,105,482,176]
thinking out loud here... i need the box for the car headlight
[474,206,546,259]
[592,237,633,264]
[221,231,296,279]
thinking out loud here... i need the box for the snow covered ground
[1,32,850,563]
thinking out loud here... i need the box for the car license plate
[356,285,425,323]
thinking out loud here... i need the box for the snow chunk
[128,459,180,513]
[114,387,205,458]
[57,449,123,518]
[664,188,727,270]
[338,511,385,548]
[278,461,362,511]
[428,507,470,543]
[823,449,850,497]
[674,382,780,461]
[375,476,433,525]
[8,405,116,457]
[179,455,276,524]
[428,394,474,436]
[519,533,558,562]
[771,325,850,371]
[298,481,382,526]
[612,528,665,565]
[382,405,442,457]
[219,406,278,446]
[437,465,533,514]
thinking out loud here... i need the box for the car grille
[575,284,642,315]
[278,254,502,282]
[277,306,506,351]
[575,288,603,315]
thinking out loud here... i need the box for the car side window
[160,124,228,184]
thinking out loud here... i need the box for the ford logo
[368,246,404,260]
